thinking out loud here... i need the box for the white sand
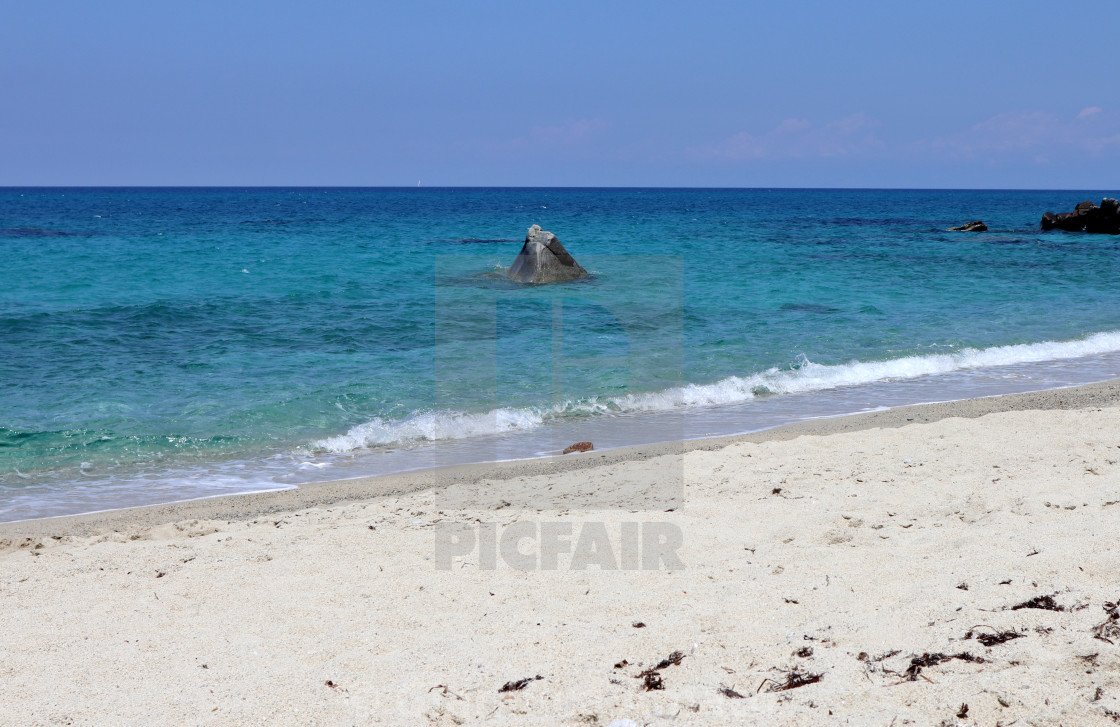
[3,403,1120,725]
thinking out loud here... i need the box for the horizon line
[1,185,1117,192]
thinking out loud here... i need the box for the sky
[2,1,1119,188]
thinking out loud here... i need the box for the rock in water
[1041,198,1120,234]
[506,225,588,284]
[947,221,988,232]
[563,441,594,454]
[1087,198,1120,234]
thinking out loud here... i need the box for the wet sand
[4,379,1120,539]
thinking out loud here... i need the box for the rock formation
[506,225,588,284]
[1041,198,1120,234]
[947,221,988,232]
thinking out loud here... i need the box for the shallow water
[2,187,1118,520]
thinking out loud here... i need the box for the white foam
[315,408,549,453]
[314,330,1120,453]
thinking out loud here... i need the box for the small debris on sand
[636,650,687,678]
[903,652,983,682]
[1010,594,1064,612]
[498,675,543,693]
[965,627,1025,647]
[758,670,824,693]
[1094,600,1120,643]
[634,650,686,691]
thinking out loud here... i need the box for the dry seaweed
[904,652,984,682]
[631,649,689,690]
[1094,600,1120,644]
[757,670,823,693]
[977,631,1023,647]
[633,650,687,692]
[1010,594,1064,612]
[965,627,1025,647]
[498,675,543,693]
[428,685,464,701]
[636,650,686,678]
[719,686,745,699]
[794,646,814,658]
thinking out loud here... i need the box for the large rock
[947,220,987,232]
[506,225,589,283]
[1041,198,1120,234]
[1087,198,1120,234]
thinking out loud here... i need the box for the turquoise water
[3,187,1120,520]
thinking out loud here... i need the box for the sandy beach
[3,382,1120,725]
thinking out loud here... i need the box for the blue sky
[3,1,1118,188]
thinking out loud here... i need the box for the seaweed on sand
[757,670,824,693]
[1010,594,1064,612]
[903,652,984,682]
[498,675,543,693]
[964,626,1025,647]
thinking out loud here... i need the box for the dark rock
[563,441,594,454]
[947,221,988,232]
[1048,212,1087,232]
[506,225,589,284]
[1041,198,1120,234]
[1087,197,1120,234]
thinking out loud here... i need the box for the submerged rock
[947,220,988,232]
[506,225,588,284]
[1041,198,1120,234]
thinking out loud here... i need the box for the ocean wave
[313,329,1120,453]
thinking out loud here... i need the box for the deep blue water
[2,187,1119,519]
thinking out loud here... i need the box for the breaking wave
[314,329,1120,453]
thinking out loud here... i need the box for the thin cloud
[502,119,609,150]
[701,113,884,160]
[924,109,1120,158]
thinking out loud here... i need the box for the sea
[3,187,1119,522]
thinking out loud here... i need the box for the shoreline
[4,374,1120,724]
[5,376,1119,539]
